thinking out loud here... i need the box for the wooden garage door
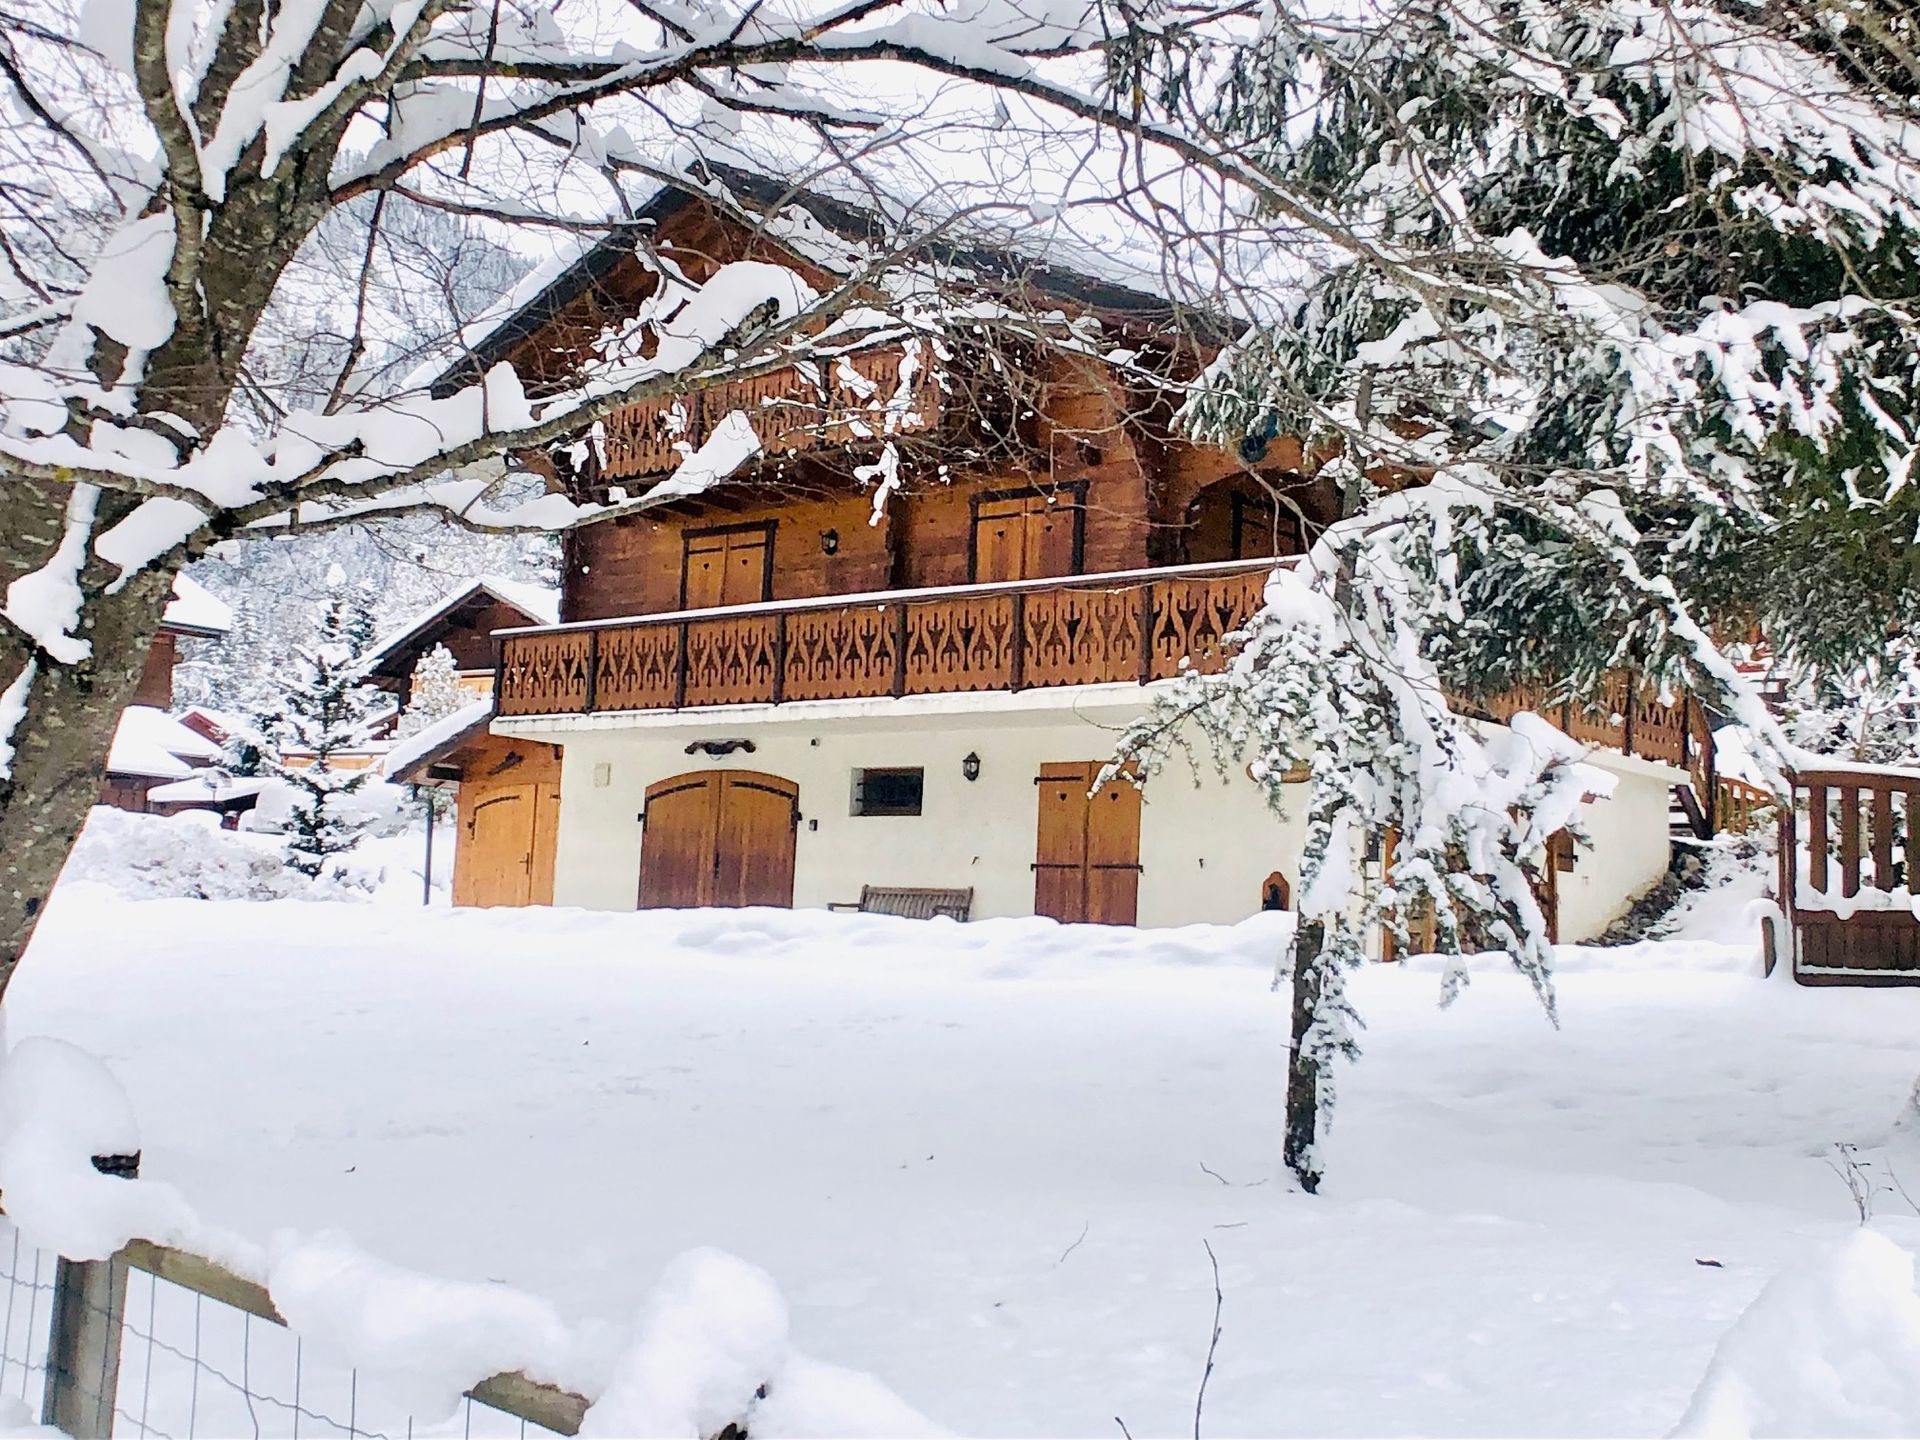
[639,769,799,909]
[464,785,536,908]
[972,489,1081,583]
[1033,762,1142,925]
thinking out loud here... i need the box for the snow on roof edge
[382,697,495,781]
[162,574,233,636]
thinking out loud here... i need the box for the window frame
[850,766,927,817]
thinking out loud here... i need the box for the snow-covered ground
[11,854,1920,1436]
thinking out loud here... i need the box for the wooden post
[421,790,435,906]
[673,621,690,709]
[1137,582,1155,686]
[1009,592,1027,691]
[43,1250,131,1439]
[772,612,789,704]
[44,1154,138,1440]
[890,603,908,698]
[584,628,600,713]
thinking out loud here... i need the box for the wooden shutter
[713,773,799,907]
[972,490,1083,583]
[1085,777,1142,925]
[682,526,774,609]
[1033,762,1141,925]
[973,495,1030,583]
[1034,762,1093,922]
[639,773,719,908]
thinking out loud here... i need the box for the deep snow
[10,877,1920,1436]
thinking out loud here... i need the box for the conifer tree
[397,646,470,738]
[265,586,384,880]
[1113,0,1920,1186]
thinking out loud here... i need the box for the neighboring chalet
[398,171,1733,941]
[100,577,234,814]
[377,579,562,907]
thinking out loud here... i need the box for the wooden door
[465,786,536,908]
[973,490,1080,582]
[639,770,799,909]
[713,774,799,908]
[528,783,561,905]
[639,773,720,907]
[683,525,774,609]
[1033,762,1141,925]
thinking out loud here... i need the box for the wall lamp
[961,751,982,783]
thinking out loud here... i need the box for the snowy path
[13,887,1920,1436]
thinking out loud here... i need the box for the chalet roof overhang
[384,706,496,786]
[359,581,551,689]
[430,163,1234,401]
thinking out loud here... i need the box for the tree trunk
[1283,917,1326,1193]
[0,568,175,999]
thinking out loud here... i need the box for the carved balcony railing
[495,562,1713,801]
[496,560,1275,717]
[597,346,940,480]
[1468,677,1708,817]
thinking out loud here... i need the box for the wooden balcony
[496,561,1275,717]
[598,346,939,481]
[1470,675,1699,774]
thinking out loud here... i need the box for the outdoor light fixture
[820,529,840,555]
[962,751,982,782]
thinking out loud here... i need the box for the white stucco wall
[1555,758,1677,942]
[503,688,1678,938]
[530,690,1310,927]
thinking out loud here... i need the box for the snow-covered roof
[437,165,1215,398]
[107,706,224,779]
[162,575,232,637]
[359,577,559,680]
[381,697,494,782]
[145,773,271,805]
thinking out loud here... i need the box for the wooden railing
[1776,765,1920,984]
[598,346,938,480]
[1467,677,1702,779]
[498,561,1274,717]
[1717,776,1776,834]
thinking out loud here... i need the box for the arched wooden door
[639,770,799,909]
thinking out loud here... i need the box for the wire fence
[0,1220,574,1440]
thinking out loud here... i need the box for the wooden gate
[1033,761,1142,925]
[638,770,799,909]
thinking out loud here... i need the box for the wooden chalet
[406,168,1722,943]
[99,577,234,815]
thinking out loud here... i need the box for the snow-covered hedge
[64,805,444,903]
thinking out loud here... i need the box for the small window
[852,767,924,817]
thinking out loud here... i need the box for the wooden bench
[828,886,974,920]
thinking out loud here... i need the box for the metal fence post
[42,1249,130,1439]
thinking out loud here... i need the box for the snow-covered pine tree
[398,646,471,737]
[267,586,384,880]
[1108,0,1920,1185]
